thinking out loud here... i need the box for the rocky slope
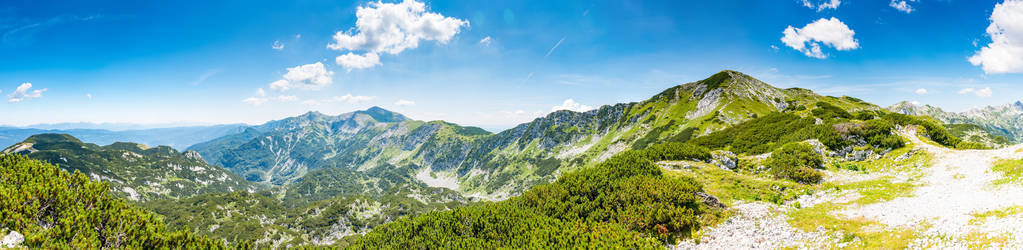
[2,133,254,201]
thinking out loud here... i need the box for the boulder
[2,230,23,248]
[710,150,738,170]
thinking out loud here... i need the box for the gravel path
[840,128,1023,247]
[673,202,837,249]
[678,128,1023,248]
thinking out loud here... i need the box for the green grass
[787,204,920,249]
[992,158,1023,185]
[971,206,1023,222]
[661,161,811,205]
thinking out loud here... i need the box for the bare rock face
[845,150,876,162]
[803,140,834,158]
[710,150,738,170]
[184,150,205,161]
[1,230,23,248]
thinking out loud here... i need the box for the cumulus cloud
[331,94,376,103]
[272,40,284,50]
[551,99,594,112]
[269,62,334,91]
[335,52,381,70]
[328,0,468,70]
[801,0,841,11]
[781,17,859,59]
[8,82,46,103]
[915,88,928,95]
[890,0,919,13]
[394,99,416,106]
[958,87,993,97]
[969,0,1023,74]
[479,36,492,47]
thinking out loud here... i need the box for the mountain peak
[356,106,408,123]
[691,70,776,93]
[24,133,84,145]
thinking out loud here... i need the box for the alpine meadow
[4,0,1023,249]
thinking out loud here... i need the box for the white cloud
[269,62,334,91]
[335,52,381,70]
[272,40,284,50]
[551,99,594,112]
[976,87,993,97]
[394,99,416,106]
[781,17,859,59]
[911,101,921,105]
[801,0,841,11]
[969,0,1023,74]
[327,0,468,70]
[890,0,918,13]
[331,94,376,104]
[914,88,928,95]
[86,93,92,100]
[479,36,492,47]
[302,100,320,106]
[8,82,46,103]
[958,87,993,97]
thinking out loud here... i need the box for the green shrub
[640,142,712,162]
[0,154,222,249]
[766,143,824,184]
[349,149,707,247]
[811,102,852,120]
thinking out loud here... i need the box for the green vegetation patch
[347,148,715,248]
[767,143,825,184]
[788,203,921,249]
[992,158,1023,185]
[0,154,223,248]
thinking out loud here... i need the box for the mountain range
[0,124,246,151]
[187,70,880,201]
[2,70,1015,248]
[889,101,1023,144]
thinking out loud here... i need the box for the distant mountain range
[0,124,246,150]
[1,133,254,201]
[889,101,1023,143]
[9,121,220,131]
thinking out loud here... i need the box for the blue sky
[2,0,1022,131]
